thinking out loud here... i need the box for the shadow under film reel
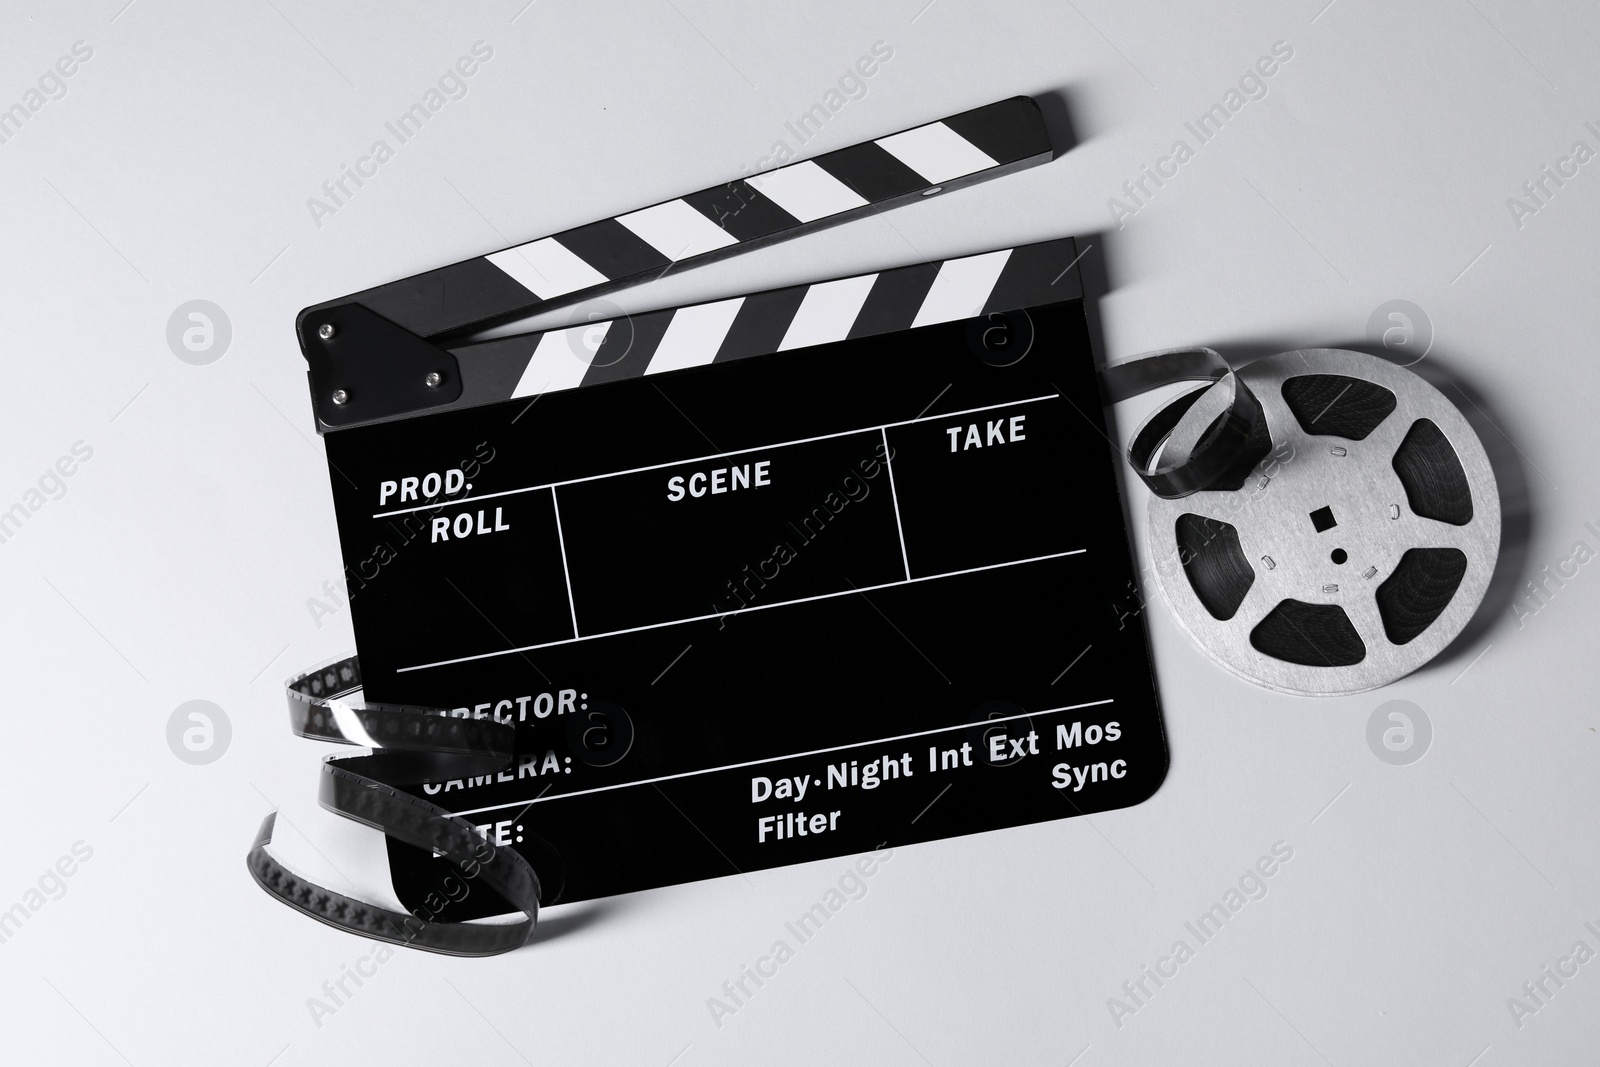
[1146,349,1499,696]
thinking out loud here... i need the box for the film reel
[1144,349,1499,696]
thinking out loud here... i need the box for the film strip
[253,94,1500,954]
[248,655,545,956]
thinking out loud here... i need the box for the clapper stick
[295,97,1056,431]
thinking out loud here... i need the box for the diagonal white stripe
[618,199,738,260]
[778,274,878,351]
[645,298,745,375]
[487,239,608,299]
[877,121,997,184]
[912,249,1012,328]
[512,321,612,398]
[746,160,867,222]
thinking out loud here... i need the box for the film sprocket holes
[249,94,1500,954]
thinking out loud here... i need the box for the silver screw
[424,371,443,389]
[1330,446,1348,457]
[318,323,336,341]
[331,389,349,405]
[1322,583,1340,593]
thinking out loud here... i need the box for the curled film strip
[247,655,549,956]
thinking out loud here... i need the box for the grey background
[2,1,1596,1064]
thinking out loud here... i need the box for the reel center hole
[1331,548,1348,565]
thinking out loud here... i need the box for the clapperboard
[271,97,1168,938]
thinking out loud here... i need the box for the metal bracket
[296,303,463,431]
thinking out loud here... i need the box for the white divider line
[550,486,580,639]
[882,427,911,580]
[447,698,1116,817]
[373,392,1059,519]
[397,548,1087,673]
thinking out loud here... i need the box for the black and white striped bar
[440,236,1084,410]
[303,97,1054,344]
